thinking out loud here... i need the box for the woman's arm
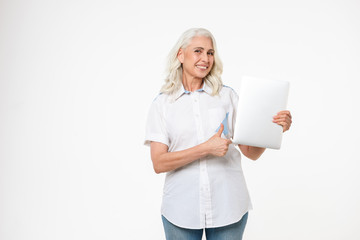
[150,124,231,174]
[238,145,266,160]
[150,142,207,174]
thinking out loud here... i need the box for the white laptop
[232,76,289,149]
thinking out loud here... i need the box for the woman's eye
[208,52,214,56]
[194,49,201,53]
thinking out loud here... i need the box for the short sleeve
[144,98,169,147]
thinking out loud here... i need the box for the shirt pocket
[207,107,228,138]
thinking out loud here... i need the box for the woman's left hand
[273,110,292,132]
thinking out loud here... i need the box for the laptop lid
[232,76,289,149]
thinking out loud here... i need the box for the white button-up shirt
[144,82,252,229]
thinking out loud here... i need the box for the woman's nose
[201,52,209,62]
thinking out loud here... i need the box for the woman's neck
[182,75,203,92]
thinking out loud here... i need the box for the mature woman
[145,28,292,240]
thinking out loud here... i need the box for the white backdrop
[1,0,359,239]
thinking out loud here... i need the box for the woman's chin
[195,72,210,79]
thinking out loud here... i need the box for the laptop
[232,76,290,149]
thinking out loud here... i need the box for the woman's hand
[273,110,292,132]
[205,124,232,157]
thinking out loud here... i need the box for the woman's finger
[274,111,292,119]
[274,120,291,131]
[278,121,289,132]
[277,110,291,115]
[273,117,289,123]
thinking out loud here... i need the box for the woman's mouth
[196,65,208,70]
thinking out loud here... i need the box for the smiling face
[177,35,215,82]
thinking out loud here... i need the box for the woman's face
[177,36,215,81]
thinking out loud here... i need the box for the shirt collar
[174,81,213,101]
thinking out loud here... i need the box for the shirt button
[194,99,197,102]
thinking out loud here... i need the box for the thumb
[216,123,224,137]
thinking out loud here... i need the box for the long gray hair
[160,28,223,96]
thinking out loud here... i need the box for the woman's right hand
[205,124,232,157]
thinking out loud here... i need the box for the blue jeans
[162,212,248,240]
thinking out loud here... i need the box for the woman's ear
[177,48,184,63]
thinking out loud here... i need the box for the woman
[144,28,292,240]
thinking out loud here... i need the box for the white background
[1,0,359,239]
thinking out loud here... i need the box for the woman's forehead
[188,36,213,49]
